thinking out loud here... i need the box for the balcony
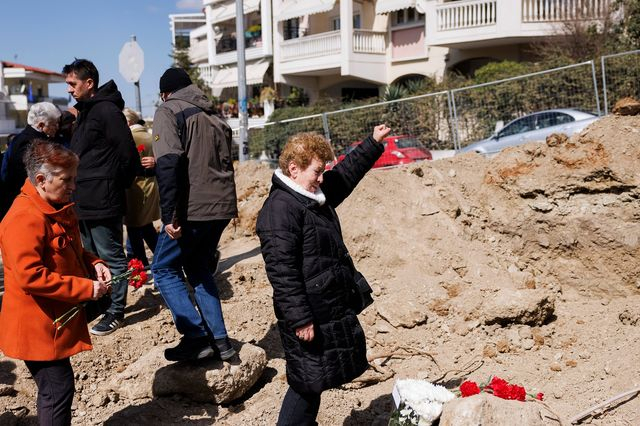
[424,0,613,49]
[278,29,386,82]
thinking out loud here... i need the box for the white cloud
[176,0,202,9]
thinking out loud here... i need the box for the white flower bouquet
[388,379,456,426]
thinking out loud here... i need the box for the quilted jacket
[256,135,383,394]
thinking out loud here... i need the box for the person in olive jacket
[62,59,141,336]
[256,124,391,425]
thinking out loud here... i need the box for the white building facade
[171,0,613,104]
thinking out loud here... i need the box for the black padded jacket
[256,135,383,394]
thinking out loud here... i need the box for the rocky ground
[1,113,639,425]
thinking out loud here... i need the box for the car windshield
[394,137,421,149]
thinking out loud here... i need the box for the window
[284,18,300,40]
[392,8,424,27]
[331,14,361,30]
[498,115,536,138]
[537,112,574,128]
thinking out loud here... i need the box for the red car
[329,135,432,169]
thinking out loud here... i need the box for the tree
[170,38,211,97]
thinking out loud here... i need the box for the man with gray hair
[0,102,60,217]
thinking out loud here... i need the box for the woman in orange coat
[0,140,111,426]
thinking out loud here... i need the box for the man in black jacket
[62,59,140,335]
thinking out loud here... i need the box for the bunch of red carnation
[127,258,149,289]
[459,376,543,402]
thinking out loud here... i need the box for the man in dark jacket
[62,59,140,335]
[0,102,60,218]
[151,68,238,362]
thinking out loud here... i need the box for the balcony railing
[281,31,341,61]
[353,30,386,54]
[437,0,497,31]
[281,30,386,62]
[522,0,611,22]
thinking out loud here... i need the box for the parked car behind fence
[328,135,432,170]
[456,109,600,156]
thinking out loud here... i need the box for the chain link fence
[601,50,640,115]
[243,49,640,159]
[452,61,600,150]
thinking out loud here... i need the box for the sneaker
[90,313,123,336]
[214,337,236,361]
[165,336,215,362]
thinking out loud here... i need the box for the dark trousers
[79,217,128,317]
[126,223,159,266]
[277,386,321,426]
[24,358,75,426]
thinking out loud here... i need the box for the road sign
[119,38,144,83]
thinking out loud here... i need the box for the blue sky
[0,0,202,118]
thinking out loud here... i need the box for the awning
[210,0,260,24]
[211,61,270,96]
[276,0,337,22]
[375,0,416,14]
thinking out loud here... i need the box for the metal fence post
[446,90,458,151]
[321,112,331,142]
[450,90,460,151]
[601,55,609,115]
[589,60,601,116]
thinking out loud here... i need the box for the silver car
[457,109,600,155]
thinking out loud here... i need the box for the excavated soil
[1,114,640,425]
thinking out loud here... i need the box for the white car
[457,109,600,155]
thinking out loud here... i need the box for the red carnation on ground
[510,384,526,401]
[460,381,481,397]
[536,392,544,401]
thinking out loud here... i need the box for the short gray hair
[24,139,79,183]
[27,102,61,127]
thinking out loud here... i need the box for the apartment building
[172,0,612,105]
[0,61,66,144]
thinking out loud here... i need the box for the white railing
[353,30,386,54]
[281,31,341,61]
[437,0,497,31]
[199,64,215,86]
[522,0,612,22]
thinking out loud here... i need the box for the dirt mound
[1,115,640,425]
[612,97,640,116]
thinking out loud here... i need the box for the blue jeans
[126,223,158,266]
[79,217,128,317]
[151,219,230,339]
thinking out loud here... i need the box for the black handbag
[348,270,374,314]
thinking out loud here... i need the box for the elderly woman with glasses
[1,102,61,216]
[0,140,111,426]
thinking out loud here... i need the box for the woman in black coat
[256,124,391,425]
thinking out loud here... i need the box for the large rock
[481,288,554,326]
[104,342,267,404]
[439,393,560,426]
[376,292,428,328]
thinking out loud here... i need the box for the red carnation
[127,258,145,274]
[460,381,481,397]
[487,377,511,399]
[510,384,526,401]
[137,144,145,154]
[536,392,544,401]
